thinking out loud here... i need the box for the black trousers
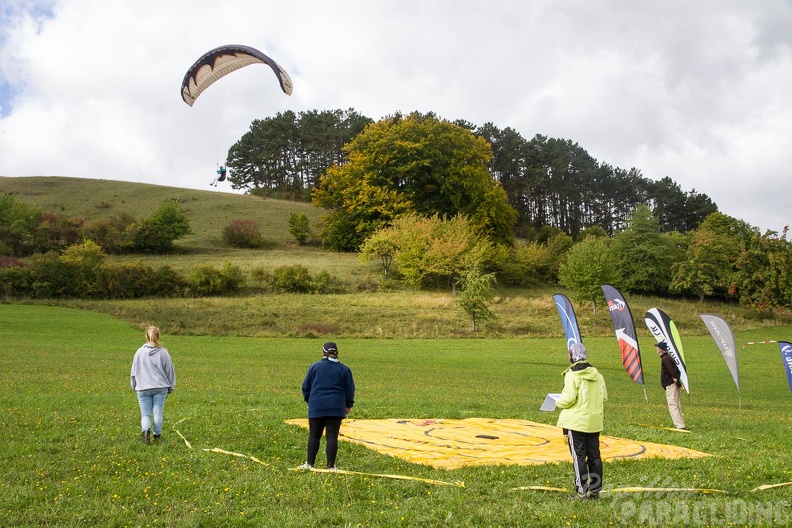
[307,417,343,468]
[564,429,602,496]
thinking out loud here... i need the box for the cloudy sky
[1,0,790,233]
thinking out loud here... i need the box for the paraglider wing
[181,44,293,106]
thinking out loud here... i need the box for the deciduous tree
[312,113,517,251]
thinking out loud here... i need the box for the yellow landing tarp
[285,418,710,470]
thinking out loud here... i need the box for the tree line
[226,109,717,237]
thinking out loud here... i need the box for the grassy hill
[2,176,790,340]
[0,175,320,248]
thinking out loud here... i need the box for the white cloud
[1,0,790,233]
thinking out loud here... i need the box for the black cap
[323,342,338,354]
[656,341,669,351]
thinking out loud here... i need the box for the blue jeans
[136,389,168,435]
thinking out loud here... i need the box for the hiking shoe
[153,434,161,442]
[142,430,151,445]
[297,463,313,470]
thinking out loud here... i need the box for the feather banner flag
[601,284,647,401]
[779,341,792,396]
[700,314,740,406]
[553,293,582,351]
[645,308,689,394]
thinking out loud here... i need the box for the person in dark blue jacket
[299,342,355,470]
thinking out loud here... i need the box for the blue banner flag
[553,293,581,351]
[779,341,792,396]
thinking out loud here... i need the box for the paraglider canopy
[181,44,293,106]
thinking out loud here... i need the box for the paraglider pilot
[211,165,227,187]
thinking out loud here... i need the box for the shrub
[28,252,74,298]
[250,266,272,288]
[106,261,184,299]
[59,240,108,299]
[0,193,42,257]
[150,265,187,297]
[311,270,343,294]
[82,212,137,254]
[187,261,246,296]
[222,219,265,249]
[288,212,311,245]
[32,212,84,253]
[133,199,192,253]
[270,264,313,293]
[0,264,31,297]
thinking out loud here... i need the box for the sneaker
[567,494,587,501]
[297,463,313,470]
[153,434,161,442]
[326,466,338,472]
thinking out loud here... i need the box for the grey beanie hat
[569,342,587,363]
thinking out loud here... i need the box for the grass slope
[0,175,320,248]
[1,305,790,527]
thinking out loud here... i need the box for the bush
[28,252,74,298]
[265,265,345,293]
[498,240,554,286]
[150,265,187,297]
[82,213,138,254]
[105,261,188,299]
[270,264,313,293]
[32,212,84,253]
[187,262,246,296]
[222,219,266,249]
[0,193,42,257]
[0,263,30,297]
[288,212,311,245]
[59,240,108,299]
[133,199,192,253]
[250,266,272,289]
[311,270,343,294]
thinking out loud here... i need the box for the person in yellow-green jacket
[556,342,607,500]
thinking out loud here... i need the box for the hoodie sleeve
[162,349,176,390]
[600,374,608,402]
[130,352,138,390]
[555,371,577,410]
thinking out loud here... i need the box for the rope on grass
[602,487,727,494]
[175,430,192,449]
[512,486,568,492]
[751,481,792,492]
[203,447,272,467]
[635,424,691,433]
[290,466,465,488]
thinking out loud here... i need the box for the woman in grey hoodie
[130,326,176,444]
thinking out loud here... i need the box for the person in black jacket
[656,341,685,430]
[299,342,355,470]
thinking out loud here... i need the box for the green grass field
[2,304,791,527]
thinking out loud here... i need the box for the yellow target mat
[286,418,709,470]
